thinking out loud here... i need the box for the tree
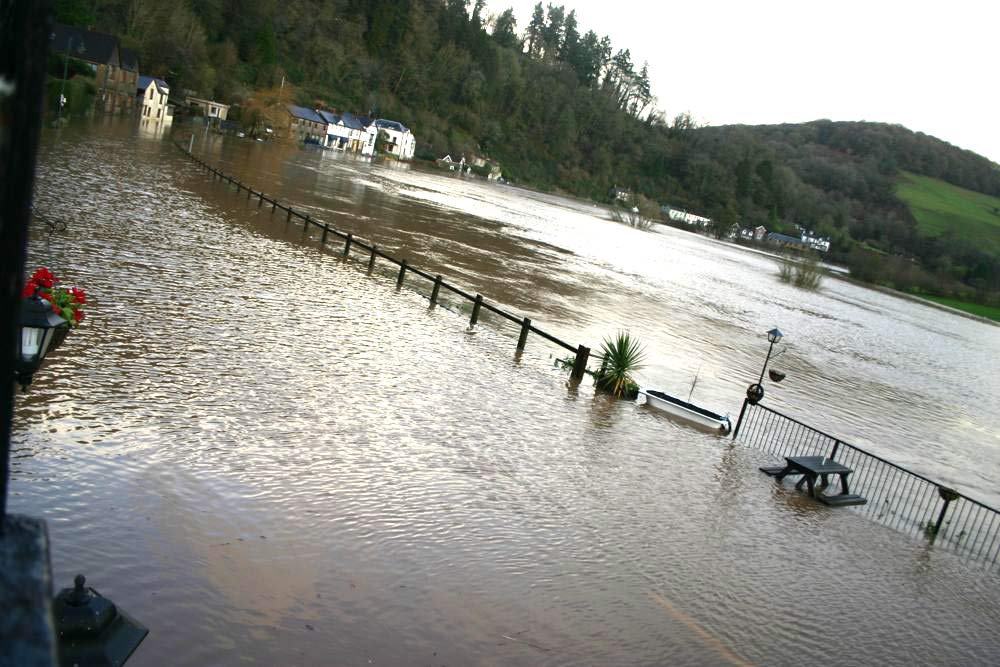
[525,2,544,57]
[492,8,518,49]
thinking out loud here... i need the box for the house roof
[119,47,139,72]
[768,232,808,245]
[374,119,409,133]
[316,110,339,125]
[51,24,118,66]
[137,75,169,95]
[340,112,365,130]
[287,104,325,124]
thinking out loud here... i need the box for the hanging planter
[22,267,87,352]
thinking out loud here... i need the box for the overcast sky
[486,0,1000,164]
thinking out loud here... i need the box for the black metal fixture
[746,327,784,405]
[53,574,148,666]
[16,295,67,390]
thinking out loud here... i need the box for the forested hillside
[56,0,1000,304]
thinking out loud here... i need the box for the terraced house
[51,23,137,114]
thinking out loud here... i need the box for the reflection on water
[11,120,1000,666]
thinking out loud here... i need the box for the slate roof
[137,75,169,95]
[287,104,325,124]
[340,112,365,130]
[119,47,139,72]
[316,110,339,125]
[767,232,808,245]
[51,24,118,65]
[374,119,409,133]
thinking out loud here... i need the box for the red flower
[31,267,56,288]
[22,281,38,297]
[73,309,84,323]
[51,301,62,314]
[70,287,87,304]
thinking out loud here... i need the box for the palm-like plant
[595,331,646,398]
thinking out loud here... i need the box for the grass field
[914,293,1000,322]
[896,172,1000,257]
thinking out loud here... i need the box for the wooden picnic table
[760,456,867,507]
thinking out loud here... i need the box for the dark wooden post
[570,345,590,382]
[257,192,263,207]
[236,181,242,193]
[396,260,408,288]
[246,186,252,200]
[1,0,51,524]
[517,317,531,351]
[320,225,328,246]
[286,208,293,224]
[271,199,277,213]
[304,214,311,230]
[430,275,442,305]
[368,245,378,273]
[344,233,353,256]
[470,294,483,326]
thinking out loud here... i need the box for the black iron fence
[175,140,598,379]
[733,399,1000,567]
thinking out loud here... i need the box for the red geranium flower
[73,309,84,322]
[31,267,55,288]
[70,287,87,304]
[22,281,38,297]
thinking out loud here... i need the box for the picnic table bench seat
[760,455,867,507]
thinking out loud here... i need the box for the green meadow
[896,171,1000,257]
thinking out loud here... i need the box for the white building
[373,119,415,160]
[661,205,711,228]
[186,95,229,121]
[136,75,170,123]
[319,111,375,155]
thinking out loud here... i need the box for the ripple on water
[10,123,1000,667]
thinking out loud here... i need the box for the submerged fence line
[733,399,1000,568]
[175,141,595,379]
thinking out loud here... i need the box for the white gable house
[373,119,415,160]
[137,75,170,122]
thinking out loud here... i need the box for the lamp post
[57,36,75,124]
[746,327,784,405]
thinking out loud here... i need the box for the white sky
[486,0,1000,164]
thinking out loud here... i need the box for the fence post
[247,187,252,200]
[271,199,277,213]
[188,134,194,153]
[304,215,311,230]
[368,245,378,273]
[570,345,590,382]
[257,192,263,207]
[286,208,292,224]
[396,260,407,288]
[732,398,750,440]
[430,276,442,305]
[321,225,329,246]
[931,487,960,541]
[470,294,483,326]
[344,233,353,257]
[517,317,531,351]
[236,181,242,193]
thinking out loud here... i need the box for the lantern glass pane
[21,326,44,361]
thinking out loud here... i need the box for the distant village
[50,24,417,161]
[52,22,829,253]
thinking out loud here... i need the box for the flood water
[11,119,1000,666]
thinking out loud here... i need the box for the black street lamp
[16,296,68,390]
[746,327,784,404]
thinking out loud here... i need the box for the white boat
[637,389,732,435]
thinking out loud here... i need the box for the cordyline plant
[595,331,646,399]
[22,267,87,326]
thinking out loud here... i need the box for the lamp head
[767,327,784,345]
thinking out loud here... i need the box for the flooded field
[10,120,1000,665]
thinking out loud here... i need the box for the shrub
[594,331,645,399]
